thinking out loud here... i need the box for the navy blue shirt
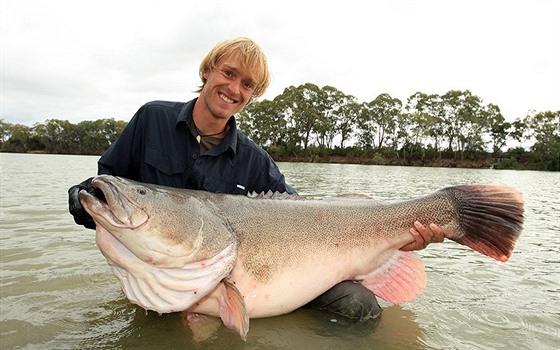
[98,98,295,195]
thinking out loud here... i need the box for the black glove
[68,177,97,230]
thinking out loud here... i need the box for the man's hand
[400,221,445,251]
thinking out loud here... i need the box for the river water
[1,153,558,349]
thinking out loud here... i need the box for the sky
[1,0,559,126]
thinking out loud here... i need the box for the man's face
[199,52,257,120]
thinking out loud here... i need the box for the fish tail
[445,184,524,262]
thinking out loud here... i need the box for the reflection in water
[77,304,422,350]
[1,154,559,349]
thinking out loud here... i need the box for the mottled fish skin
[79,175,524,341]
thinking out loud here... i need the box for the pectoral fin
[218,279,250,341]
[359,250,426,304]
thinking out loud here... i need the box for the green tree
[394,112,417,161]
[356,101,376,148]
[441,90,485,159]
[315,86,347,149]
[238,99,288,148]
[368,93,401,149]
[73,119,123,155]
[0,119,12,146]
[485,103,509,154]
[0,120,31,152]
[509,118,528,145]
[277,84,323,149]
[39,119,76,153]
[405,92,444,157]
[526,110,560,171]
[336,99,361,148]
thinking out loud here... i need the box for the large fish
[79,175,524,340]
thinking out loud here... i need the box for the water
[1,153,559,349]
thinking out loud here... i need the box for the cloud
[1,0,559,126]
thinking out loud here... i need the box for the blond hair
[197,37,270,100]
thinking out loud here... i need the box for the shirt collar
[177,98,239,156]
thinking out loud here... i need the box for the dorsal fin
[247,191,305,200]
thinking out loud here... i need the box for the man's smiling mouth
[219,93,235,103]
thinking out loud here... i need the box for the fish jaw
[79,177,148,229]
[96,225,238,314]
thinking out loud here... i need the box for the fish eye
[137,188,147,195]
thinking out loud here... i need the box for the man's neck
[192,99,230,137]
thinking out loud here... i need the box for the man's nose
[228,79,241,95]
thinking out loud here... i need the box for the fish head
[79,175,238,314]
[79,175,149,230]
[79,175,234,268]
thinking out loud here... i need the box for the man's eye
[244,82,254,90]
[223,70,233,77]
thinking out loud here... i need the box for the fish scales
[209,193,457,284]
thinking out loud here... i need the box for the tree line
[1,83,558,171]
[0,118,128,155]
[237,84,558,171]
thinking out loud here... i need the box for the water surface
[1,153,558,349]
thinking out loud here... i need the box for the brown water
[1,153,559,349]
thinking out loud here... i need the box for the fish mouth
[79,176,148,229]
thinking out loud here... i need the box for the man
[68,37,443,323]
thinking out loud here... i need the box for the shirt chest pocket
[201,174,247,194]
[195,161,248,195]
[144,146,186,176]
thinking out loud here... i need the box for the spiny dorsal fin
[247,191,305,200]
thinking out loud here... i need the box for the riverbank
[273,154,495,169]
[3,150,553,171]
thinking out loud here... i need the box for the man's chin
[213,102,243,118]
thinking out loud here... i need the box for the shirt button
[192,154,198,159]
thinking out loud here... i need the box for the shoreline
[273,155,495,169]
